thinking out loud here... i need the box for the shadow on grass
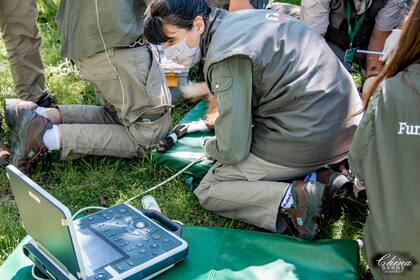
[319,196,371,279]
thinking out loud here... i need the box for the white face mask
[164,39,201,67]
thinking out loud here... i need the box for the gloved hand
[379,29,401,63]
[362,76,377,96]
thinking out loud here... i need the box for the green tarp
[0,102,359,279]
[0,226,359,279]
[152,101,214,179]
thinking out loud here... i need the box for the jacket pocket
[210,77,233,93]
[210,77,233,116]
[128,112,170,147]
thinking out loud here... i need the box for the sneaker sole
[3,99,21,129]
[10,109,39,168]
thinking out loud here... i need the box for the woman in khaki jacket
[348,1,420,279]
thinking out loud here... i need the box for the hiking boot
[4,99,38,128]
[11,109,52,175]
[4,99,39,151]
[37,93,56,108]
[281,180,337,240]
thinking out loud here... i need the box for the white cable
[173,220,184,225]
[73,156,205,214]
[71,156,204,236]
[31,266,49,280]
[72,206,106,219]
[125,155,206,204]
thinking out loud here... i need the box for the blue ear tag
[27,151,35,158]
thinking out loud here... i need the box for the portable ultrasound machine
[6,165,188,280]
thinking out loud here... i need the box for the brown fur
[180,82,218,129]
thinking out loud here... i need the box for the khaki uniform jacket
[349,62,420,279]
[55,0,147,59]
[201,8,362,167]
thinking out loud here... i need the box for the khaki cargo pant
[194,153,319,232]
[56,45,172,160]
[0,0,47,102]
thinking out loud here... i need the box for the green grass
[0,1,369,279]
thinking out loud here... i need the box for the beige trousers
[194,153,319,232]
[0,0,47,101]
[57,45,172,160]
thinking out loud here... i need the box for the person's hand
[362,76,377,95]
[379,29,401,63]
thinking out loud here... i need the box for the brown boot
[11,109,52,175]
[4,99,38,129]
[4,99,39,152]
[281,181,333,240]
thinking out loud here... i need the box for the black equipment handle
[141,209,182,236]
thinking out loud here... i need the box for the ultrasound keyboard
[74,203,188,279]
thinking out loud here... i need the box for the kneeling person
[7,0,172,175]
[144,0,362,239]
